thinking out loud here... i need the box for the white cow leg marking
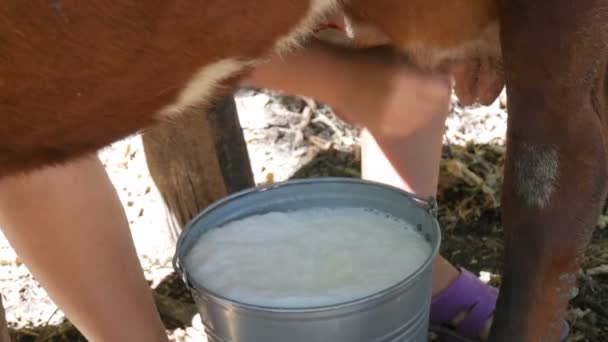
[512,143,559,208]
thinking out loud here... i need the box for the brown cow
[0,1,499,177]
[1,1,606,341]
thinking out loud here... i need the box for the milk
[184,207,432,308]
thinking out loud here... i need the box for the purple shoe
[429,268,570,342]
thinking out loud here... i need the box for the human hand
[331,46,452,139]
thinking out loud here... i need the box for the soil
[2,88,606,341]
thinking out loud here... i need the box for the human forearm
[241,41,357,113]
[241,41,451,132]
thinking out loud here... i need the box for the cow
[1,1,606,341]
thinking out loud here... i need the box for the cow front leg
[491,1,608,341]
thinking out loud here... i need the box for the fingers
[374,71,451,138]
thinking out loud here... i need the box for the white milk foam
[185,207,432,308]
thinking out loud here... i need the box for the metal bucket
[174,178,441,342]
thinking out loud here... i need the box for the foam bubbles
[184,207,431,308]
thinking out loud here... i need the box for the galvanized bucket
[174,178,441,342]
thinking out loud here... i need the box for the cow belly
[0,1,337,178]
[157,0,339,121]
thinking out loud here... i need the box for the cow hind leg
[491,1,608,341]
[142,95,254,239]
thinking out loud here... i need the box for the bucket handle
[173,227,191,286]
[173,249,195,289]
[404,192,438,218]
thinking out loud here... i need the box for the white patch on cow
[512,143,559,208]
[158,58,256,119]
[274,0,341,53]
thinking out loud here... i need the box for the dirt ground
[1,88,606,341]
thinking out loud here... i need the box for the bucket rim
[173,177,441,313]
